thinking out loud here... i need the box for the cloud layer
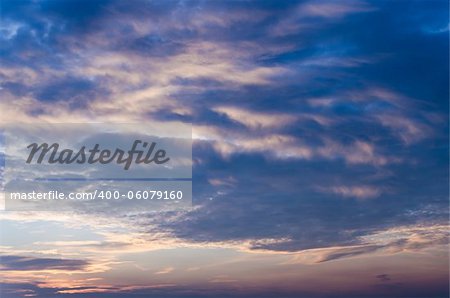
[0,0,448,297]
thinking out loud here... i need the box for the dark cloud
[318,245,382,262]
[376,274,392,282]
[146,139,448,252]
[116,34,185,57]
[34,76,96,102]
[0,255,89,271]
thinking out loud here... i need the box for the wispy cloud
[320,185,382,200]
[154,267,174,275]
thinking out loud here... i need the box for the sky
[0,0,449,297]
